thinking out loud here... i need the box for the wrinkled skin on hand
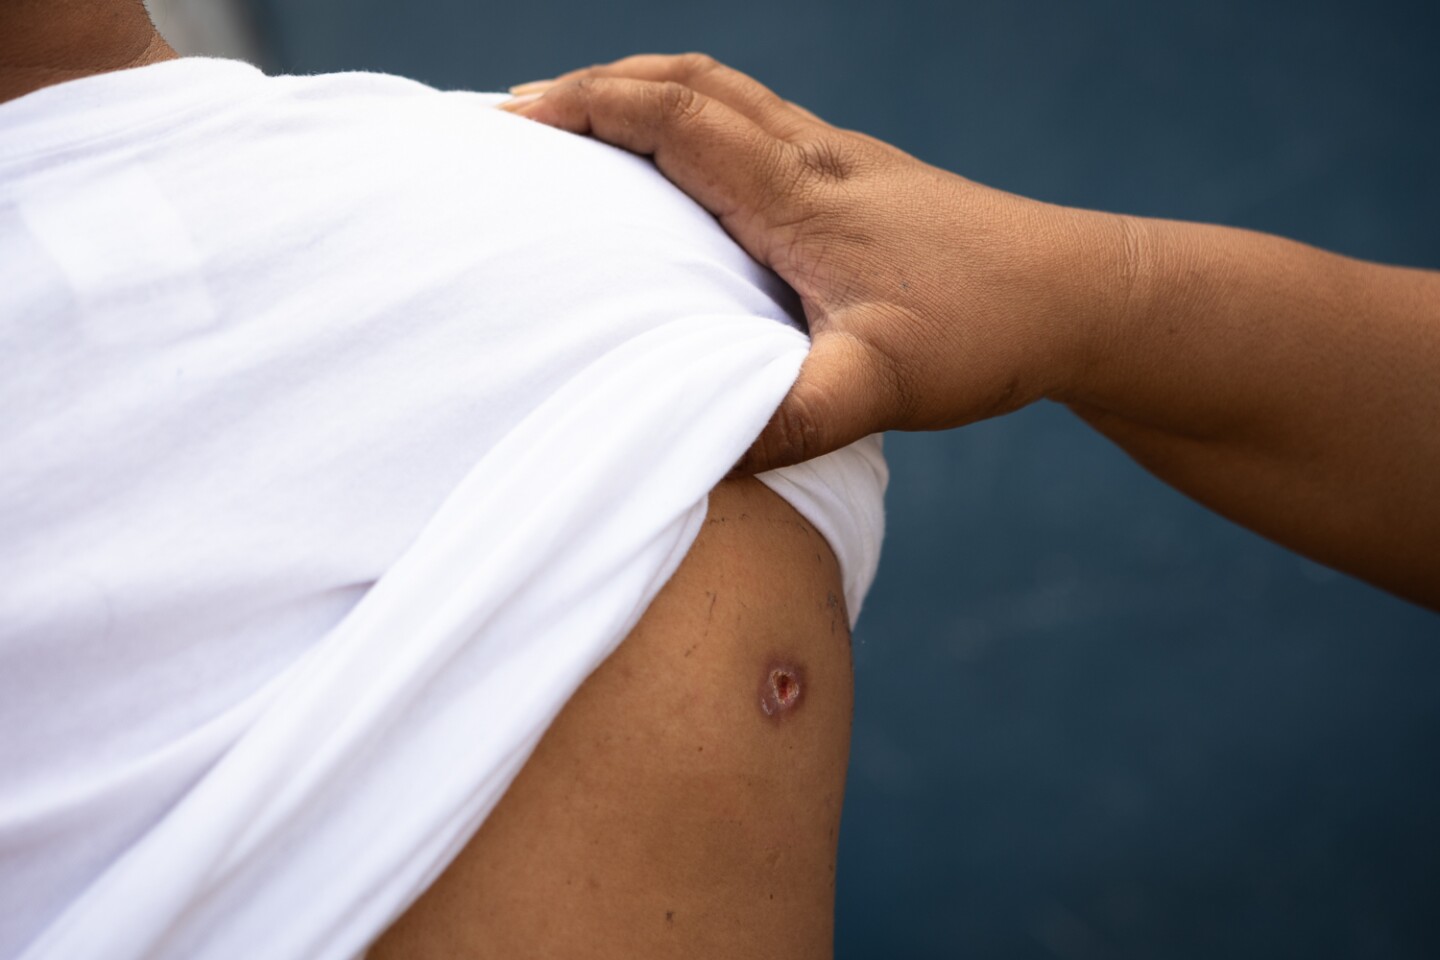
[504,54,1136,473]
[504,53,1440,611]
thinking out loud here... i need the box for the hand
[503,53,1137,472]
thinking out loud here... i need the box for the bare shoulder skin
[370,478,855,959]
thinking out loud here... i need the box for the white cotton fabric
[0,58,886,959]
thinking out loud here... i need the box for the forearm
[1057,216,1440,607]
[506,56,1440,602]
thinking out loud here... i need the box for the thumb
[735,330,900,475]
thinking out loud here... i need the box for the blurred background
[147,0,1440,955]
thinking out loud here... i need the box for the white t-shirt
[0,58,886,959]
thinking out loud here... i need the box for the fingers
[504,76,795,232]
[503,54,910,473]
[511,53,815,140]
[736,329,903,474]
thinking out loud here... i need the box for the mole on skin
[758,661,805,719]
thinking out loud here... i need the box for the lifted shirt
[0,57,886,960]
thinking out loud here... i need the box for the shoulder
[208,70,887,609]
[256,70,771,276]
[372,475,854,957]
[183,66,803,341]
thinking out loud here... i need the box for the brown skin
[13,5,1432,945]
[372,478,853,959]
[8,13,857,953]
[17,11,1432,607]
[0,0,177,104]
[503,53,1440,610]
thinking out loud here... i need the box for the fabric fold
[1,58,886,959]
[21,318,812,960]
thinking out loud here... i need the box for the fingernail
[508,79,555,95]
[498,92,544,112]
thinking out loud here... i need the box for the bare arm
[1066,220,1440,608]
[502,54,1440,609]
[371,478,853,958]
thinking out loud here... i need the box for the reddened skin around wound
[759,660,805,720]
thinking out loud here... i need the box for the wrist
[1042,206,1164,407]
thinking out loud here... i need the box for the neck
[0,0,179,105]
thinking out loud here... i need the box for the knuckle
[763,138,803,186]
[859,320,923,425]
[793,136,857,182]
[768,142,838,213]
[677,52,720,78]
[772,388,825,466]
[657,81,704,123]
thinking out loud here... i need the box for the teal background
[246,1,1440,955]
